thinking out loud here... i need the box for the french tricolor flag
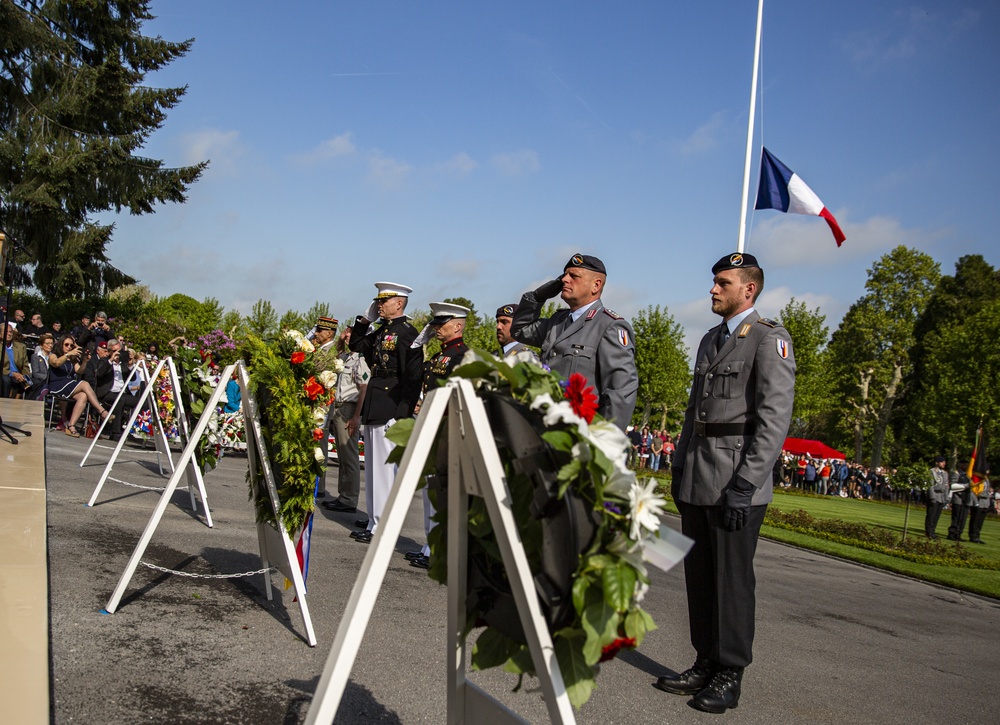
[755,147,846,247]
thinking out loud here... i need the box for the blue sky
[101,1,1000,352]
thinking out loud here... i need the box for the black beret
[934,456,946,463]
[496,304,518,318]
[564,253,607,275]
[712,252,761,275]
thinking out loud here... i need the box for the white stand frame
[85,358,212,527]
[101,362,316,645]
[304,379,575,725]
[79,358,147,464]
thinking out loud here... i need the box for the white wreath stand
[305,378,575,725]
[100,362,317,647]
[84,357,213,527]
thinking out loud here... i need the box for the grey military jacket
[511,294,638,430]
[672,311,796,507]
[928,467,950,504]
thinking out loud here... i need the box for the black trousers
[924,502,944,537]
[100,391,142,434]
[947,504,968,540]
[677,501,767,669]
[968,507,987,542]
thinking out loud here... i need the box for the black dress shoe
[410,554,429,569]
[972,539,986,544]
[322,500,357,513]
[354,518,370,529]
[349,529,369,539]
[653,658,715,696]
[354,531,373,543]
[403,551,424,561]
[689,667,743,714]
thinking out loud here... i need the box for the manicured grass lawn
[648,473,1000,598]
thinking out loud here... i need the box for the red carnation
[566,373,599,422]
[290,351,306,364]
[304,376,325,401]
[599,636,636,662]
[312,427,324,441]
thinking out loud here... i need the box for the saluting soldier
[510,253,638,430]
[656,252,795,714]
[407,302,471,569]
[347,282,422,543]
[925,455,949,539]
[494,303,532,358]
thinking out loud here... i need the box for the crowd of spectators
[4,310,148,439]
[627,425,676,471]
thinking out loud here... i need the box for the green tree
[899,256,1000,462]
[412,296,495,360]
[0,0,205,297]
[779,298,830,437]
[827,246,940,467]
[631,305,690,431]
[153,293,221,336]
[278,309,308,334]
[303,301,332,328]
[246,299,278,338]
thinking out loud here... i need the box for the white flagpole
[737,0,764,254]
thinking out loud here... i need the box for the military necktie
[712,324,729,359]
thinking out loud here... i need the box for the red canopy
[783,437,846,460]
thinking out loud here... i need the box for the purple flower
[603,502,622,514]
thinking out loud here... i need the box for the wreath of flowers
[246,331,343,535]
[171,344,229,472]
[387,350,666,708]
[130,365,179,440]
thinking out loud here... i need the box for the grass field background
[650,474,1000,599]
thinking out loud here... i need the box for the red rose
[312,427,324,441]
[599,636,636,662]
[304,376,324,401]
[290,351,306,364]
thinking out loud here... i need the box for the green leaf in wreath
[571,575,590,616]
[601,561,637,612]
[541,429,575,452]
[580,592,618,665]
[385,417,415,446]
[503,645,534,676]
[471,627,521,671]
[623,607,657,646]
[554,634,596,709]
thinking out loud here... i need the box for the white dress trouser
[363,420,397,533]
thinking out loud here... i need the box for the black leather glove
[533,278,564,300]
[722,477,755,532]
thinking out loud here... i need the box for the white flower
[633,580,650,604]
[318,370,337,390]
[571,441,591,463]
[298,337,315,353]
[530,394,587,434]
[511,349,544,367]
[603,464,637,499]
[314,446,326,462]
[285,329,304,342]
[586,419,631,472]
[333,358,345,373]
[628,478,666,541]
[313,408,328,425]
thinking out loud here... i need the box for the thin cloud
[179,129,242,175]
[673,111,729,156]
[434,152,478,177]
[287,132,357,166]
[491,149,540,176]
[367,151,411,188]
[747,212,950,268]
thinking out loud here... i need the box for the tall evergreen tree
[0,0,205,297]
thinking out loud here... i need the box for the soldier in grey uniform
[946,469,972,541]
[310,316,339,500]
[655,252,795,714]
[925,455,949,539]
[510,253,638,430]
[494,303,533,358]
[322,326,370,514]
[966,475,992,544]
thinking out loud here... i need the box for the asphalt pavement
[45,431,1000,724]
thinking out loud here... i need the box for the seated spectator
[70,315,91,341]
[2,323,32,398]
[77,311,113,351]
[50,320,63,337]
[47,334,113,437]
[29,333,54,400]
[84,338,138,440]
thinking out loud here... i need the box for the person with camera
[47,334,112,437]
[84,338,135,440]
[76,311,114,351]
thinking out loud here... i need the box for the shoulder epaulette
[757,318,781,328]
[602,308,623,320]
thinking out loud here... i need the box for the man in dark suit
[655,252,795,713]
[510,253,638,430]
[85,338,136,439]
[347,282,423,543]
